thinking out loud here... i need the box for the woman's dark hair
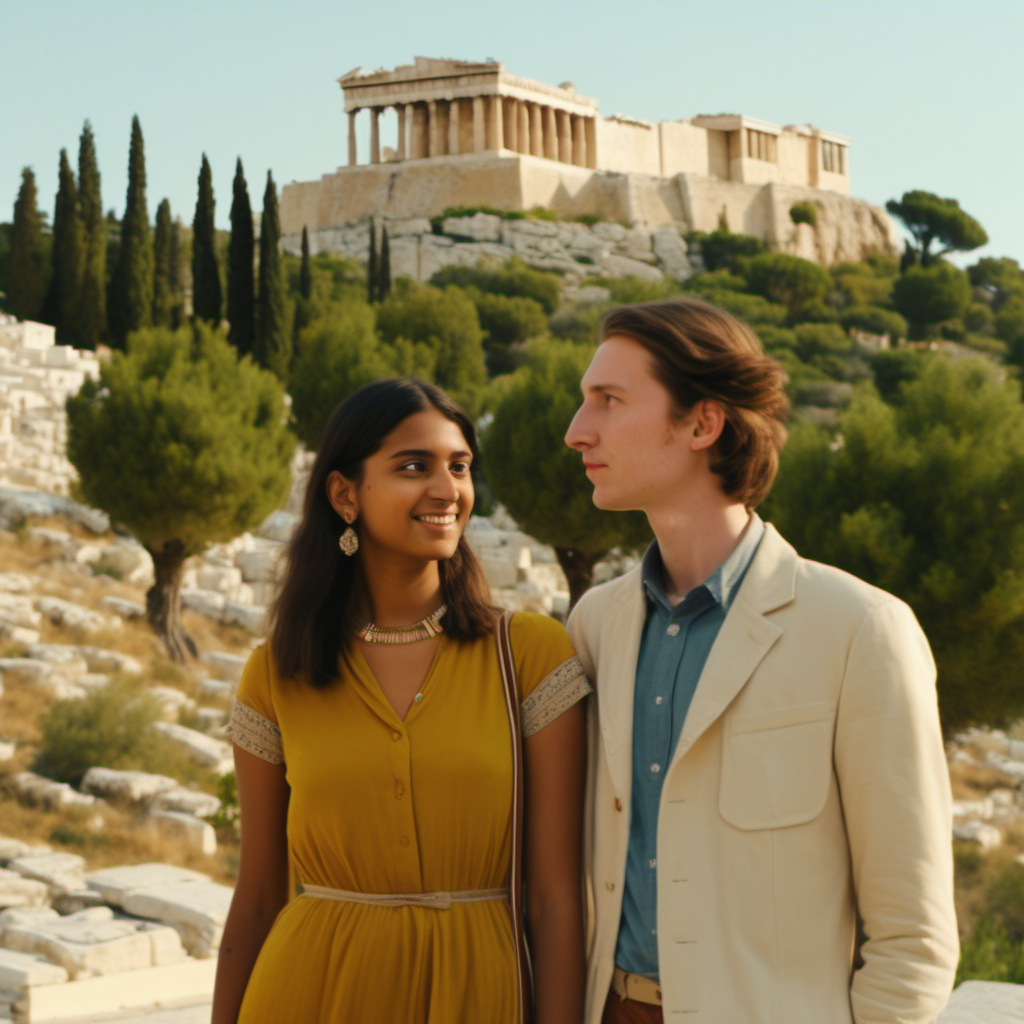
[600,298,790,509]
[269,378,494,686]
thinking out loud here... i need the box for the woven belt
[612,967,663,1006]
[301,884,509,911]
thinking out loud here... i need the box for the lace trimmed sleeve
[225,698,284,764]
[520,655,591,738]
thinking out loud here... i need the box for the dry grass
[949,759,1015,799]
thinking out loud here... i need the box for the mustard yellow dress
[225,612,589,1024]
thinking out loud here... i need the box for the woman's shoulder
[507,609,571,647]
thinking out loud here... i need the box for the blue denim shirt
[614,515,766,980]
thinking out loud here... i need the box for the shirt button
[391,731,401,741]
[399,836,410,847]
[650,763,661,774]
[666,623,680,637]
[649,858,657,869]
[414,693,423,702]
[395,782,404,798]
[606,882,616,891]
[654,696,663,705]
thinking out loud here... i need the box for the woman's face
[329,408,475,566]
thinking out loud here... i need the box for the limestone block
[93,540,150,583]
[26,527,72,549]
[181,588,225,620]
[0,739,14,761]
[576,285,612,304]
[255,509,299,544]
[937,979,1024,1024]
[234,549,280,584]
[7,772,96,812]
[23,645,88,679]
[199,678,232,699]
[0,906,59,928]
[9,852,87,893]
[150,788,221,819]
[222,602,265,633]
[80,768,177,810]
[987,752,1024,778]
[615,227,656,262]
[513,579,554,614]
[200,652,246,684]
[77,673,109,693]
[120,880,233,957]
[1010,739,1024,760]
[0,947,69,989]
[991,788,1017,809]
[0,594,41,629]
[64,645,140,676]
[953,821,1001,848]
[441,213,502,242]
[51,889,106,914]
[0,621,40,646]
[72,542,105,565]
[599,254,664,281]
[503,219,561,243]
[152,723,233,774]
[148,811,217,856]
[195,707,226,731]
[1,907,184,978]
[479,557,518,590]
[387,236,419,280]
[196,565,243,595]
[85,864,212,908]
[0,869,49,909]
[385,217,432,237]
[34,598,115,633]
[953,798,994,820]
[651,227,693,280]
[592,222,628,242]
[148,686,196,720]
[0,838,40,865]
[100,596,145,620]
[0,573,33,593]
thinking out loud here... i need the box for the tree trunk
[145,539,197,662]
[554,547,602,614]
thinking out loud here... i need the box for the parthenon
[279,57,894,265]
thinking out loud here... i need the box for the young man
[564,298,958,1024]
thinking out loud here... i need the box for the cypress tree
[45,149,85,344]
[8,168,48,321]
[254,171,289,379]
[168,215,184,328]
[367,219,377,303]
[152,199,173,327]
[379,225,392,300]
[192,154,221,325]
[110,116,153,348]
[299,226,312,300]
[77,121,106,348]
[227,158,255,354]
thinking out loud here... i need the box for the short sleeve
[224,644,284,764]
[509,612,592,738]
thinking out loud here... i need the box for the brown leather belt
[612,966,662,1005]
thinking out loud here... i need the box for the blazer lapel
[597,568,647,802]
[673,524,798,763]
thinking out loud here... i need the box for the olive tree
[67,324,294,659]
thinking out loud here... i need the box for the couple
[213,297,958,1024]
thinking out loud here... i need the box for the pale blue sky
[3,0,1022,265]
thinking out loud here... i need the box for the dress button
[606,882,615,891]
[654,696,663,705]
[391,731,401,741]
[650,763,661,774]
[399,835,410,847]
[649,858,657,869]
[614,798,622,812]
[395,782,404,798]
[666,623,680,637]
[414,693,423,702]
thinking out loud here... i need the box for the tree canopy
[228,159,255,355]
[191,154,221,325]
[66,324,294,658]
[8,167,48,321]
[886,190,988,266]
[761,357,1024,732]
[77,121,106,349]
[254,171,290,378]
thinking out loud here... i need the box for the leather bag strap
[496,609,532,1024]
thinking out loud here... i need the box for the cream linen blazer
[568,524,958,1024]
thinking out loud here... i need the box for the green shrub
[686,229,765,272]
[429,259,561,314]
[597,276,682,305]
[693,289,787,327]
[548,303,609,346]
[525,205,558,222]
[465,289,548,375]
[790,201,818,227]
[683,270,749,295]
[573,214,600,227]
[839,306,908,339]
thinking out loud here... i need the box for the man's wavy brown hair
[600,297,790,509]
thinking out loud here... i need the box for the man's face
[565,335,701,513]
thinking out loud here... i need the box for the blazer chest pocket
[719,700,835,830]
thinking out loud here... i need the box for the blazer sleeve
[834,596,959,1024]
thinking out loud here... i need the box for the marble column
[530,104,543,157]
[448,98,460,155]
[506,98,518,152]
[558,110,572,164]
[544,106,558,160]
[428,100,439,157]
[370,107,381,164]
[347,110,358,166]
[489,94,504,151]
[472,96,485,153]
[397,105,407,160]
[585,117,598,169]
[519,101,530,156]
[572,115,586,167]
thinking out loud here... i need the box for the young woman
[212,378,588,1024]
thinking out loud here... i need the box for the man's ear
[690,400,727,452]
[326,470,358,523]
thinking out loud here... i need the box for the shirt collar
[641,513,765,615]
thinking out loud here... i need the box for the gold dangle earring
[338,514,359,556]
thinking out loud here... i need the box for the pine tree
[45,149,84,344]
[299,226,312,300]
[192,155,221,325]
[227,158,255,354]
[152,199,174,327]
[8,168,48,321]
[379,225,392,300]
[77,121,107,349]
[110,116,153,348]
[367,219,378,303]
[254,171,289,379]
